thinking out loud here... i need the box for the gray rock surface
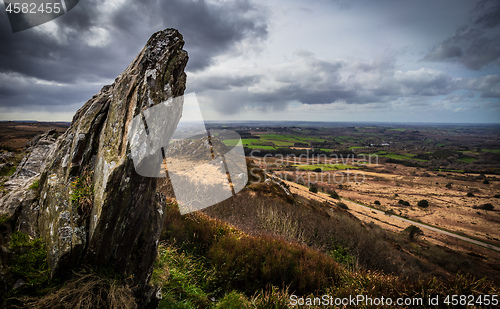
[0,130,58,236]
[34,28,188,296]
[11,130,59,179]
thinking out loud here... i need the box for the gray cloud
[424,0,500,70]
[463,75,500,98]
[0,0,268,109]
[1,0,497,123]
[194,52,499,116]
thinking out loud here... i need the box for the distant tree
[374,200,381,205]
[309,186,318,193]
[313,168,322,173]
[483,179,490,184]
[329,190,340,199]
[417,200,429,208]
[466,192,475,197]
[403,225,424,241]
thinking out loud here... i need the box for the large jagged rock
[34,28,187,296]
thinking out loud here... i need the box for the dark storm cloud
[157,0,267,71]
[424,0,500,70]
[0,1,122,84]
[0,0,268,109]
[197,52,500,115]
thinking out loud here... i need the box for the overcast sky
[1,0,499,123]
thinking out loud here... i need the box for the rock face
[33,28,187,293]
[12,129,59,180]
[0,130,59,236]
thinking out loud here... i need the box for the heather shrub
[208,234,339,295]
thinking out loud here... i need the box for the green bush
[329,245,356,270]
[8,231,49,286]
[29,179,39,190]
[153,244,211,309]
[70,172,94,218]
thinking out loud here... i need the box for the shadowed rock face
[35,29,188,292]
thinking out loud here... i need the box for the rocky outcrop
[22,29,186,299]
[0,130,59,236]
[38,28,187,291]
[12,129,59,180]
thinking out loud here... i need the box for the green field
[224,138,276,148]
[245,145,276,150]
[362,151,428,162]
[260,134,326,143]
[224,134,331,149]
[482,149,500,154]
[458,157,478,163]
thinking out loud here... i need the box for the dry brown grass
[22,271,136,309]
[256,201,305,243]
[204,182,429,278]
